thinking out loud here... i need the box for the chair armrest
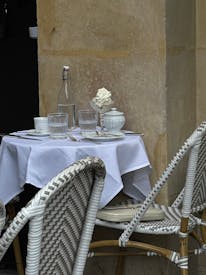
[0,200,6,234]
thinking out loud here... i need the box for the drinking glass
[48,113,68,139]
[78,109,98,135]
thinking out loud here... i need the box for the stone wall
[196,0,206,123]
[37,0,167,199]
[166,0,196,202]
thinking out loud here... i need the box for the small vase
[99,111,105,130]
[90,101,113,131]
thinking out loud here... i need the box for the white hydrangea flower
[91,87,113,109]
[90,87,114,129]
[96,87,111,100]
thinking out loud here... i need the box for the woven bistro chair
[0,156,106,275]
[89,121,206,275]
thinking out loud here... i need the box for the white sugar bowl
[103,107,125,133]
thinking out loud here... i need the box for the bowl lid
[104,107,124,116]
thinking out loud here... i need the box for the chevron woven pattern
[0,156,106,275]
[39,170,93,274]
[192,135,206,212]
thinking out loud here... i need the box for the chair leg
[180,268,188,275]
[179,218,189,275]
[6,203,25,275]
[201,209,206,243]
[115,248,125,275]
[12,237,25,275]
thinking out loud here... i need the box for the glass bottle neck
[62,69,69,80]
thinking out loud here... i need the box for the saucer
[27,129,50,137]
[81,132,125,142]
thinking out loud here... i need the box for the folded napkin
[9,131,48,141]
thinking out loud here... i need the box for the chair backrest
[0,156,105,275]
[172,122,206,216]
[119,121,206,244]
[183,125,206,215]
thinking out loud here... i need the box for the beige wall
[166,0,196,202]
[196,0,206,123]
[196,1,206,273]
[37,0,168,201]
[36,0,197,202]
[36,0,199,203]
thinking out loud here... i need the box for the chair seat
[97,201,165,222]
[96,203,198,235]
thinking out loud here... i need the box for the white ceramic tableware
[34,117,49,133]
[103,107,125,134]
[29,26,38,39]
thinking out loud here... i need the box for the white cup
[34,117,49,133]
[29,26,38,39]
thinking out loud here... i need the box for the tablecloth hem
[120,163,151,176]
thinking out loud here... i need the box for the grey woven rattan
[0,200,5,232]
[0,156,106,275]
[89,121,206,275]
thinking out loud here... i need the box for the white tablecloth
[0,131,151,208]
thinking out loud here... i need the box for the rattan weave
[0,200,5,233]
[0,156,105,275]
[89,121,206,275]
